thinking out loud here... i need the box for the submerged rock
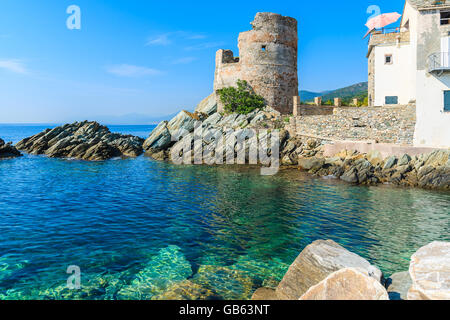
[16,121,144,161]
[117,245,192,300]
[191,265,255,300]
[407,241,450,300]
[299,268,389,300]
[0,138,22,159]
[152,280,219,300]
[275,240,382,300]
[0,255,28,282]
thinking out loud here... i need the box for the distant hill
[91,112,179,125]
[300,82,368,104]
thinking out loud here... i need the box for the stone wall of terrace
[289,105,416,145]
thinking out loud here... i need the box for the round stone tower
[214,12,298,114]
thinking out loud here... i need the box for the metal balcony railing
[428,52,450,74]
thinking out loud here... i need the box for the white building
[368,0,450,148]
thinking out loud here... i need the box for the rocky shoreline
[280,136,450,191]
[0,138,22,159]
[15,121,144,161]
[3,94,449,191]
[141,94,449,191]
[252,240,450,300]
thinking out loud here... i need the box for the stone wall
[290,105,416,145]
[214,12,298,115]
[294,105,334,116]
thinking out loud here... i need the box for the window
[441,11,450,25]
[385,96,398,105]
[444,91,450,112]
[261,45,267,52]
[385,54,393,65]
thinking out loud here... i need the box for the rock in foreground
[275,240,382,300]
[0,138,22,159]
[299,268,389,300]
[386,271,412,300]
[16,121,144,161]
[407,241,450,300]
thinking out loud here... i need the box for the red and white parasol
[363,12,402,39]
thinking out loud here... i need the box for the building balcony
[428,52,450,74]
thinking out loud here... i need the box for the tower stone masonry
[214,12,299,114]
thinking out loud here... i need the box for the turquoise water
[0,124,449,300]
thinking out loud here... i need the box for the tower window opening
[261,45,267,52]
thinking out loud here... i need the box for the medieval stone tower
[214,12,298,114]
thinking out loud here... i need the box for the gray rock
[297,157,325,171]
[397,154,412,166]
[143,121,172,151]
[0,138,22,159]
[383,156,398,170]
[167,110,199,136]
[16,121,144,161]
[275,240,382,300]
[386,271,412,300]
[202,113,222,127]
[250,112,267,125]
[194,93,217,116]
[340,168,359,183]
[300,268,389,300]
[408,241,450,300]
[424,150,450,167]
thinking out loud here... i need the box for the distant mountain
[91,112,179,125]
[300,82,368,104]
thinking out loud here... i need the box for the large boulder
[424,150,450,167]
[143,121,172,151]
[0,138,22,159]
[16,121,144,161]
[275,240,382,300]
[407,241,450,300]
[386,271,412,300]
[299,268,389,300]
[167,110,200,135]
[297,157,325,171]
[251,287,278,300]
[195,93,217,116]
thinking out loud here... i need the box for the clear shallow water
[0,124,449,300]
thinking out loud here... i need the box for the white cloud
[184,42,225,51]
[146,32,208,46]
[172,57,197,65]
[106,64,162,77]
[186,34,207,40]
[0,59,28,74]
[146,34,171,46]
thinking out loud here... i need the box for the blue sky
[0,0,404,123]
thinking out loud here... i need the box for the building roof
[407,0,450,9]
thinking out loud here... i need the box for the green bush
[216,80,265,114]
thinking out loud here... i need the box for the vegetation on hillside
[301,82,369,106]
[217,80,265,114]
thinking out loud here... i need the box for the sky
[0,0,404,124]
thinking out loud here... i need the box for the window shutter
[444,90,450,111]
[385,96,398,105]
